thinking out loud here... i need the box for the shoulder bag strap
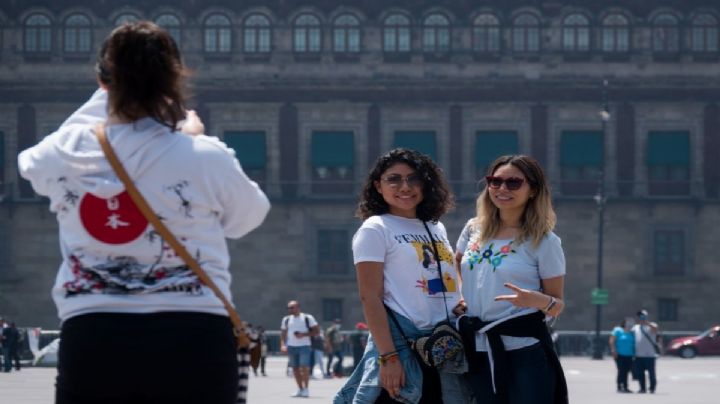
[422,221,452,324]
[639,325,661,353]
[94,123,250,348]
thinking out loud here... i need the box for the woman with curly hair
[335,148,470,404]
[455,155,568,404]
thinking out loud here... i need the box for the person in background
[609,318,635,393]
[257,326,268,377]
[280,300,320,398]
[17,21,270,404]
[632,309,660,393]
[325,318,345,377]
[247,323,261,377]
[350,322,369,370]
[2,321,21,372]
[309,328,326,379]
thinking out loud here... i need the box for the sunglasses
[382,174,423,189]
[287,306,297,310]
[485,176,525,191]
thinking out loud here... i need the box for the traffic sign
[591,288,609,305]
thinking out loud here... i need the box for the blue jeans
[465,343,555,404]
[634,357,657,392]
[334,309,471,404]
[288,345,312,368]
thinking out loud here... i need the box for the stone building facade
[0,0,718,333]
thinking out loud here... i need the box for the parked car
[665,325,720,358]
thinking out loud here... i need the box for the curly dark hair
[356,148,454,222]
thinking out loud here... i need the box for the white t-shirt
[281,313,318,347]
[457,219,566,351]
[17,89,271,321]
[352,214,461,330]
[633,323,660,358]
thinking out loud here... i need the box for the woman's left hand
[181,110,205,135]
[452,300,467,316]
[494,283,547,309]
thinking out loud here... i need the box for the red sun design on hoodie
[79,191,149,244]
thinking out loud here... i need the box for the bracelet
[378,351,399,366]
[542,296,557,314]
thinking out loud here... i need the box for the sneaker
[291,390,304,398]
[300,388,309,398]
[637,389,647,394]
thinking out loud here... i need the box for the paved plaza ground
[1,356,718,403]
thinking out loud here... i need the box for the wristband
[378,351,399,366]
[542,296,557,314]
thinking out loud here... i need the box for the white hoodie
[18,89,271,321]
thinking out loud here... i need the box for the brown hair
[96,21,188,130]
[471,155,556,248]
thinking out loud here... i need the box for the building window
[333,14,360,53]
[394,131,436,160]
[512,13,540,52]
[204,14,232,54]
[243,14,271,53]
[473,13,500,53]
[63,14,91,54]
[563,14,590,52]
[601,14,630,52]
[294,14,321,53]
[24,14,52,53]
[223,131,267,184]
[155,14,181,46]
[322,298,343,321]
[114,13,139,26]
[560,131,603,195]
[657,298,679,321]
[383,14,411,52]
[423,14,450,53]
[475,131,518,176]
[647,131,690,195]
[652,13,680,53]
[317,230,350,275]
[311,132,354,193]
[691,14,718,52]
[653,230,685,276]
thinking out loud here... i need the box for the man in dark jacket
[2,321,21,372]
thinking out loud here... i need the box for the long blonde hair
[470,155,556,248]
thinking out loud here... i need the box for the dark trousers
[465,343,556,404]
[615,355,633,389]
[326,349,344,376]
[634,357,657,392]
[55,312,239,404]
[2,346,21,371]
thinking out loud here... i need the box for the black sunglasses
[485,176,525,191]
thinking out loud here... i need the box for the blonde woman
[454,155,568,404]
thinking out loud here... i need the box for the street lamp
[592,79,610,360]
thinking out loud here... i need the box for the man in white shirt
[632,309,660,393]
[280,300,319,398]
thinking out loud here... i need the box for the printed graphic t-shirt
[457,219,566,351]
[352,214,461,330]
